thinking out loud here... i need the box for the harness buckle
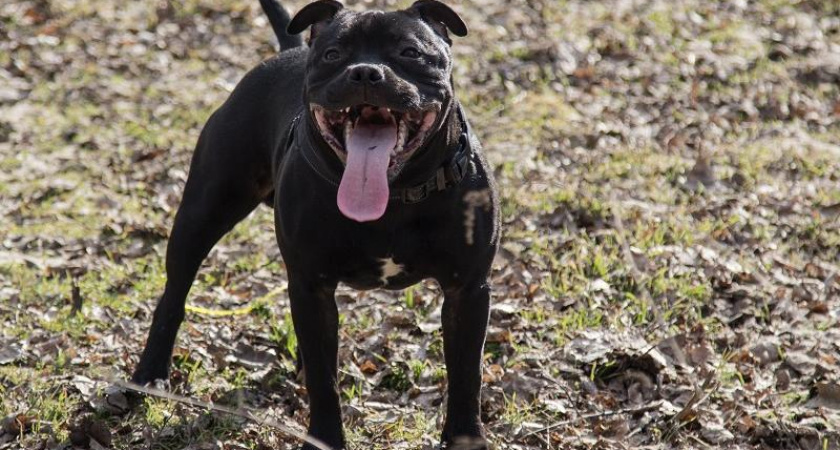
[402,183,429,204]
[435,168,447,191]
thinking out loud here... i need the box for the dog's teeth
[344,119,353,143]
[399,120,408,143]
[393,120,408,156]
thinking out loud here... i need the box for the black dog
[132,1,499,448]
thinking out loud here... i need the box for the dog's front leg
[288,274,343,450]
[439,279,491,450]
[133,174,265,385]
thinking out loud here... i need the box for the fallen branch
[107,378,332,450]
[184,286,287,317]
[519,400,664,440]
[665,370,718,439]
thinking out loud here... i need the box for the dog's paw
[130,365,170,386]
[441,436,489,450]
[300,443,345,450]
[113,372,171,412]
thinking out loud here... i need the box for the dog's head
[288,0,467,222]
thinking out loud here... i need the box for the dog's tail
[259,0,303,51]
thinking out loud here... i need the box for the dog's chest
[275,171,460,289]
[337,253,423,290]
[378,257,404,284]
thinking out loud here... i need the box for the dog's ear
[408,0,467,44]
[287,0,343,44]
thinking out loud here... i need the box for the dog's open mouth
[310,104,438,222]
[311,104,438,174]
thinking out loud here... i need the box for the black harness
[289,107,473,205]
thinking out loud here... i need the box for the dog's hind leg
[132,133,272,385]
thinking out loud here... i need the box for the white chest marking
[379,258,404,285]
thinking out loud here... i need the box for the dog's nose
[347,64,385,85]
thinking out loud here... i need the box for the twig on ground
[822,270,837,302]
[665,370,718,439]
[69,279,83,317]
[184,285,287,317]
[107,378,333,450]
[519,400,664,440]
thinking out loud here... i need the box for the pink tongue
[337,121,397,222]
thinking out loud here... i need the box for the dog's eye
[401,47,421,58]
[324,49,341,61]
